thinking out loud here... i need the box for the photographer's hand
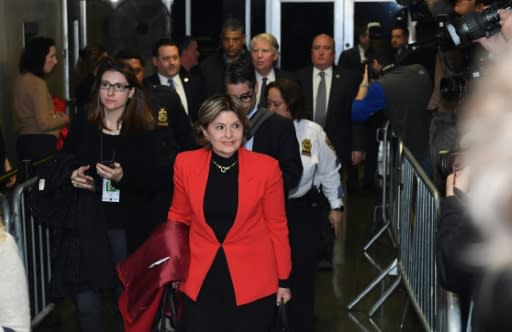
[476,9,512,54]
[355,65,370,100]
[446,167,470,197]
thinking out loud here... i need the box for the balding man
[250,33,293,106]
[295,34,363,181]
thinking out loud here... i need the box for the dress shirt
[358,44,366,63]
[288,119,343,209]
[255,69,276,105]
[312,66,333,121]
[158,73,189,115]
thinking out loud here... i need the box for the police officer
[116,49,197,227]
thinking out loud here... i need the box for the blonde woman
[0,218,30,332]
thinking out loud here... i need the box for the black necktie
[259,77,268,107]
[167,78,175,91]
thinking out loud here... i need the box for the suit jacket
[145,72,205,123]
[168,147,291,306]
[178,69,206,122]
[199,49,251,97]
[295,65,362,164]
[338,47,364,75]
[251,108,303,193]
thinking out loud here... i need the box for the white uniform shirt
[288,119,343,209]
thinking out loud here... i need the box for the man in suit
[295,33,362,268]
[250,33,292,106]
[146,38,206,122]
[179,36,200,74]
[295,34,363,186]
[200,18,250,96]
[391,25,408,60]
[338,24,369,74]
[225,61,302,193]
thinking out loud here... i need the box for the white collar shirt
[158,73,189,115]
[255,69,276,105]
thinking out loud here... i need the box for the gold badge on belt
[157,108,168,126]
[301,138,312,156]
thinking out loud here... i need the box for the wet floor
[34,189,423,332]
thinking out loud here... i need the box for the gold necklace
[211,159,238,173]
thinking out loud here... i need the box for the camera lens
[438,151,461,179]
[440,76,469,101]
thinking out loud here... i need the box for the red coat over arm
[168,147,291,306]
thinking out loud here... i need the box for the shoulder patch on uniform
[157,108,168,127]
[301,138,312,157]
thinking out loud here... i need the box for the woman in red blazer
[168,94,291,332]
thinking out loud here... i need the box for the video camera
[446,1,511,47]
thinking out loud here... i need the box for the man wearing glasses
[225,61,302,193]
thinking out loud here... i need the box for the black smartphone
[100,160,115,168]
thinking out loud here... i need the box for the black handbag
[271,301,292,332]
[153,285,178,332]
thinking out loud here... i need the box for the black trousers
[181,250,276,332]
[286,193,322,332]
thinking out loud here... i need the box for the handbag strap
[248,108,273,141]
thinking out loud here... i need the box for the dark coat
[199,48,251,97]
[251,108,303,193]
[63,120,162,244]
[338,47,364,74]
[145,71,206,123]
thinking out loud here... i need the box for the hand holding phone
[100,160,116,168]
[96,161,124,182]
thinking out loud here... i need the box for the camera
[440,70,481,101]
[438,150,462,179]
[446,1,511,47]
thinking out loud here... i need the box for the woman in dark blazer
[62,59,160,332]
[168,95,292,332]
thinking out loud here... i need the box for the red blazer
[168,147,291,306]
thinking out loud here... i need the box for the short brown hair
[195,94,250,147]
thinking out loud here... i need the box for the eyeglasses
[234,91,254,103]
[100,81,132,92]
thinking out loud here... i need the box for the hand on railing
[3,158,16,188]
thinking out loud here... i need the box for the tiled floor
[34,189,422,331]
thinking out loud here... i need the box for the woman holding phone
[59,59,160,332]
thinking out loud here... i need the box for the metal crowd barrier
[0,156,57,328]
[348,124,462,332]
[365,121,401,251]
[11,176,55,327]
